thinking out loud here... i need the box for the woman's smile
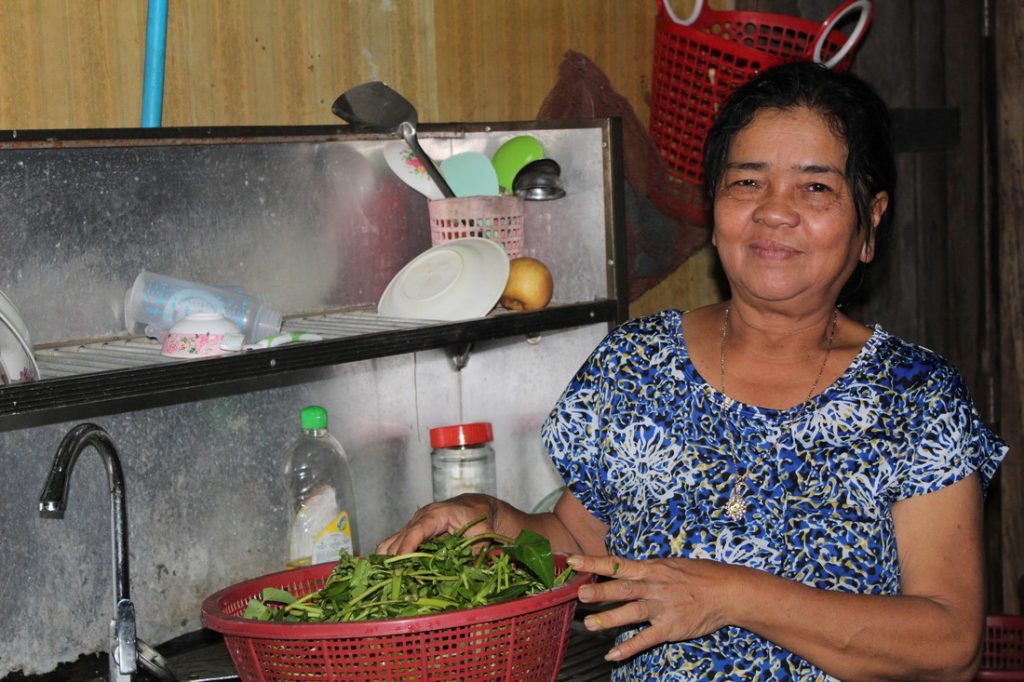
[749,239,803,260]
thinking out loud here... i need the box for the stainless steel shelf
[33,309,436,379]
[0,300,618,431]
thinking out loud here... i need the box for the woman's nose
[752,190,800,228]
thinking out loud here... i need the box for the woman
[378,62,1008,680]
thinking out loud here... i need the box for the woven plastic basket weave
[428,195,524,259]
[201,556,592,681]
[649,0,873,210]
[978,614,1024,680]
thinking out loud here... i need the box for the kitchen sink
[1,629,234,682]
[6,619,617,682]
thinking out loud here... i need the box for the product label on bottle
[311,511,353,565]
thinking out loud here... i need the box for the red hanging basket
[649,0,874,216]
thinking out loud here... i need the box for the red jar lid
[430,422,493,448]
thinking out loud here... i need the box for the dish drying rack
[35,309,430,379]
[0,301,616,430]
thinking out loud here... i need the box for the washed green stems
[244,516,574,623]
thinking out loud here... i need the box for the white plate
[383,142,445,200]
[0,290,32,346]
[0,292,39,383]
[378,238,510,321]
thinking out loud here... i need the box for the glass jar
[429,422,496,501]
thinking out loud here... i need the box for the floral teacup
[160,313,240,359]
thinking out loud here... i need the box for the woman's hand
[569,554,743,661]
[375,493,497,555]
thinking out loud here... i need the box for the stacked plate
[0,291,40,384]
[378,238,509,321]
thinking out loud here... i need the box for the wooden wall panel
[0,1,146,129]
[0,1,707,129]
[0,0,721,316]
[996,0,1024,615]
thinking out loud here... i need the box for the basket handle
[661,0,703,27]
[811,0,874,69]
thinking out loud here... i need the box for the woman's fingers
[376,522,432,555]
[581,598,651,630]
[568,554,737,661]
[375,496,496,555]
[568,553,644,579]
[608,624,676,662]
[580,598,675,662]
[578,575,647,604]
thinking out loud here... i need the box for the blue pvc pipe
[141,0,168,127]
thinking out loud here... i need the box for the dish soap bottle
[284,405,358,568]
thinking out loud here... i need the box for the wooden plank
[995,0,1024,615]
[940,0,1000,610]
[890,108,960,153]
[836,0,921,343]
[0,1,672,130]
[630,246,723,317]
[907,8,949,357]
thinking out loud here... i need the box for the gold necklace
[719,306,839,521]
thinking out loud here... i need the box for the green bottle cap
[300,405,328,430]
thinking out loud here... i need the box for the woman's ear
[860,191,889,263]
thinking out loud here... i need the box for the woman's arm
[376,489,609,557]
[573,473,985,680]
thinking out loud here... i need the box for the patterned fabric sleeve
[541,325,628,526]
[898,362,1008,500]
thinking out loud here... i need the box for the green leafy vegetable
[245,516,574,623]
[503,529,555,588]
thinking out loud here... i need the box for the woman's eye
[805,182,832,193]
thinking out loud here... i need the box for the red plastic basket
[978,615,1024,679]
[201,556,593,681]
[649,0,874,216]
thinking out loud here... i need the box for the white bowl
[161,313,241,359]
[0,291,40,384]
[378,238,510,321]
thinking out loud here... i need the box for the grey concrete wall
[1,324,605,676]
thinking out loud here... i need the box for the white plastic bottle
[124,270,282,343]
[283,405,359,568]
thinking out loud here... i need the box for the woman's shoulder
[605,308,685,346]
[863,326,966,394]
[581,309,689,374]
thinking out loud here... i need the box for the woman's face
[712,105,887,309]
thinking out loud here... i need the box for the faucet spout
[39,423,136,680]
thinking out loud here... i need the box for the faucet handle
[113,598,138,675]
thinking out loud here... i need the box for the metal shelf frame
[0,301,618,431]
[0,118,627,432]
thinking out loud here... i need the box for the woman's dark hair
[703,61,896,242]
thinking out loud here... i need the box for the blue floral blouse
[541,309,1007,680]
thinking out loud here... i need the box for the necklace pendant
[725,480,748,521]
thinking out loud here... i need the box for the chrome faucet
[39,423,137,682]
